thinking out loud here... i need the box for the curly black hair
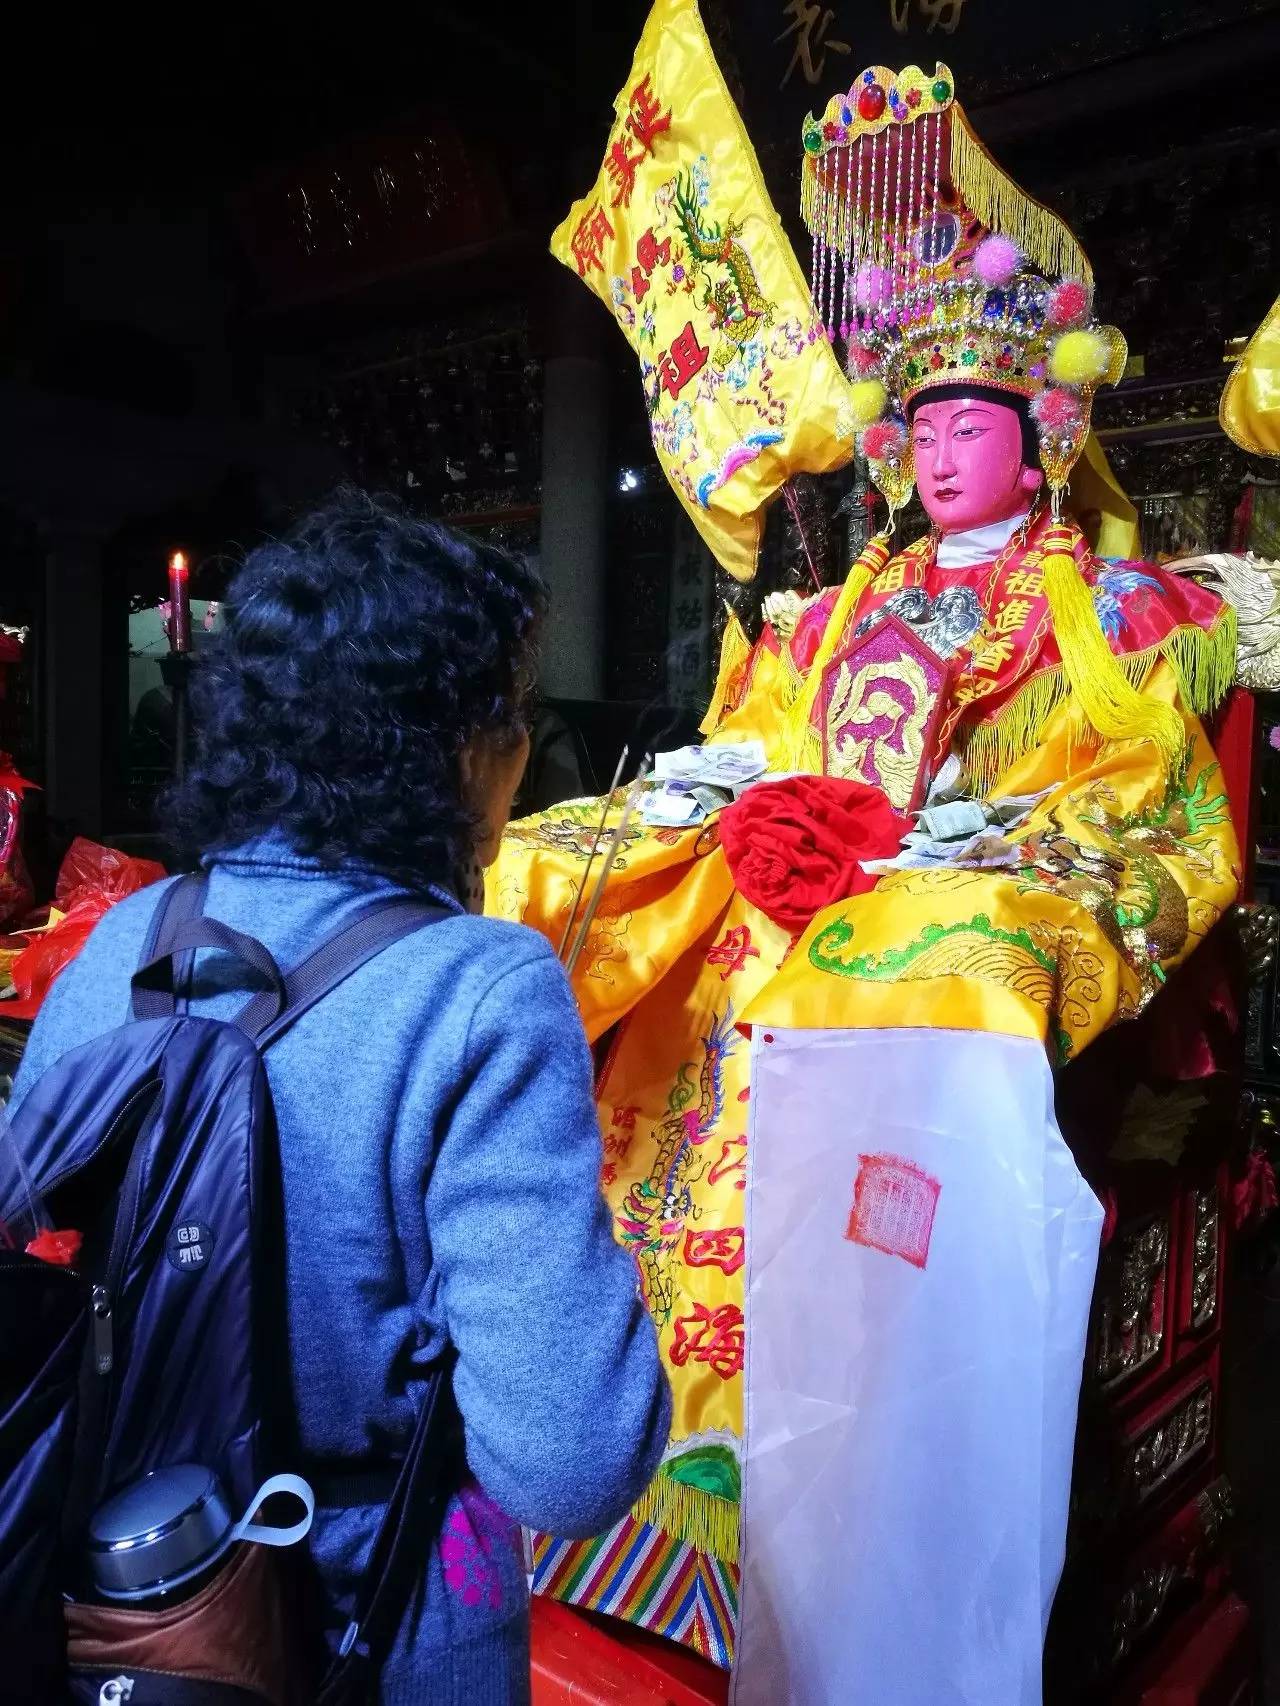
[169,489,547,893]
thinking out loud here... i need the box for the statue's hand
[762,589,807,640]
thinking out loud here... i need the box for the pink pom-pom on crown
[1046,279,1091,330]
[847,340,881,377]
[861,419,907,463]
[1031,387,1084,435]
[972,234,1022,288]
[853,264,892,309]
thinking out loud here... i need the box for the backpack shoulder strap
[132,874,210,1019]
[315,1351,458,1706]
[235,897,451,1047]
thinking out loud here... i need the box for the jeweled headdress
[800,63,1126,512]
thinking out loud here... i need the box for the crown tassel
[803,107,1093,287]
[948,108,1092,287]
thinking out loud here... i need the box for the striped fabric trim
[532,1515,739,1670]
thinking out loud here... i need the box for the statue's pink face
[910,395,1043,534]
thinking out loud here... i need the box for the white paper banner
[734,1027,1102,1706]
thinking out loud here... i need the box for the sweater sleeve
[424,942,672,1538]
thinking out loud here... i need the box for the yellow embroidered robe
[486,519,1240,1666]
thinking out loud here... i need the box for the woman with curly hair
[11,490,671,1704]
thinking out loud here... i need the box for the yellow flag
[1071,432,1140,560]
[1222,290,1280,457]
[550,0,856,582]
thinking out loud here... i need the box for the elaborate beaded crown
[800,63,1125,510]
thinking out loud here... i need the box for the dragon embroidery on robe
[617,1006,741,1322]
[504,800,645,867]
[1014,761,1232,1002]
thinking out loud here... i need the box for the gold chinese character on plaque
[777,0,851,88]
[889,0,971,35]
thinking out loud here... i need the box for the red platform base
[532,1589,1257,1705]
[531,1595,730,1706]
[1118,1592,1255,1706]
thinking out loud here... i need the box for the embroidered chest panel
[821,613,952,812]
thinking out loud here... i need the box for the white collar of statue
[935,507,1036,571]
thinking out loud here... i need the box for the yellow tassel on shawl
[949,107,1092,285]
[957,610,1238,795]
[700,604,752,738]
[782,533,892,770]
[1040,524,1185,768]
[632,1476,740,1563]
[956,670,1075,796]
[1164,606,1237,713]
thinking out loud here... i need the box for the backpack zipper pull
[91,1285,114,1374]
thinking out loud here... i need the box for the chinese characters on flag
[630,227,670,299]
[671,1302,745,1379]
[606,75,672,208]
[685,1225,747,1275]
[570,203,614,278]
[706,924,761,980]
[659,323,710,400]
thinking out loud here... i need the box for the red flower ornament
[718,775,906,934]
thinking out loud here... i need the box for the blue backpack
[0,874,455,1706]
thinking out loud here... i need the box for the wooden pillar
[539,265,611,700]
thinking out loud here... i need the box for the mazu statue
[489,6,1244,1703]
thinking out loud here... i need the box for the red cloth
[719,776,905,935]
[1209,688,1256,893]
[1233,1149,1278,1233]
[6,838,167,1020]
[1141,924,1239,1084]
[0,753,36,930]
[787,587,840,673]
[1130,693,1250,1085]
[1100,1189,1119,1249]
[0,754,34,796]
[25,1228,82,1267]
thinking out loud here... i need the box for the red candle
[168,551,191,653]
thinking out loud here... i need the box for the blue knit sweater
[11,837,671,1705]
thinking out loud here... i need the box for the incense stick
[557,744,629,962]
[565,755,651,979]
[782,483,823,594]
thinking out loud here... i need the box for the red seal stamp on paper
[846,1153,940,1270]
